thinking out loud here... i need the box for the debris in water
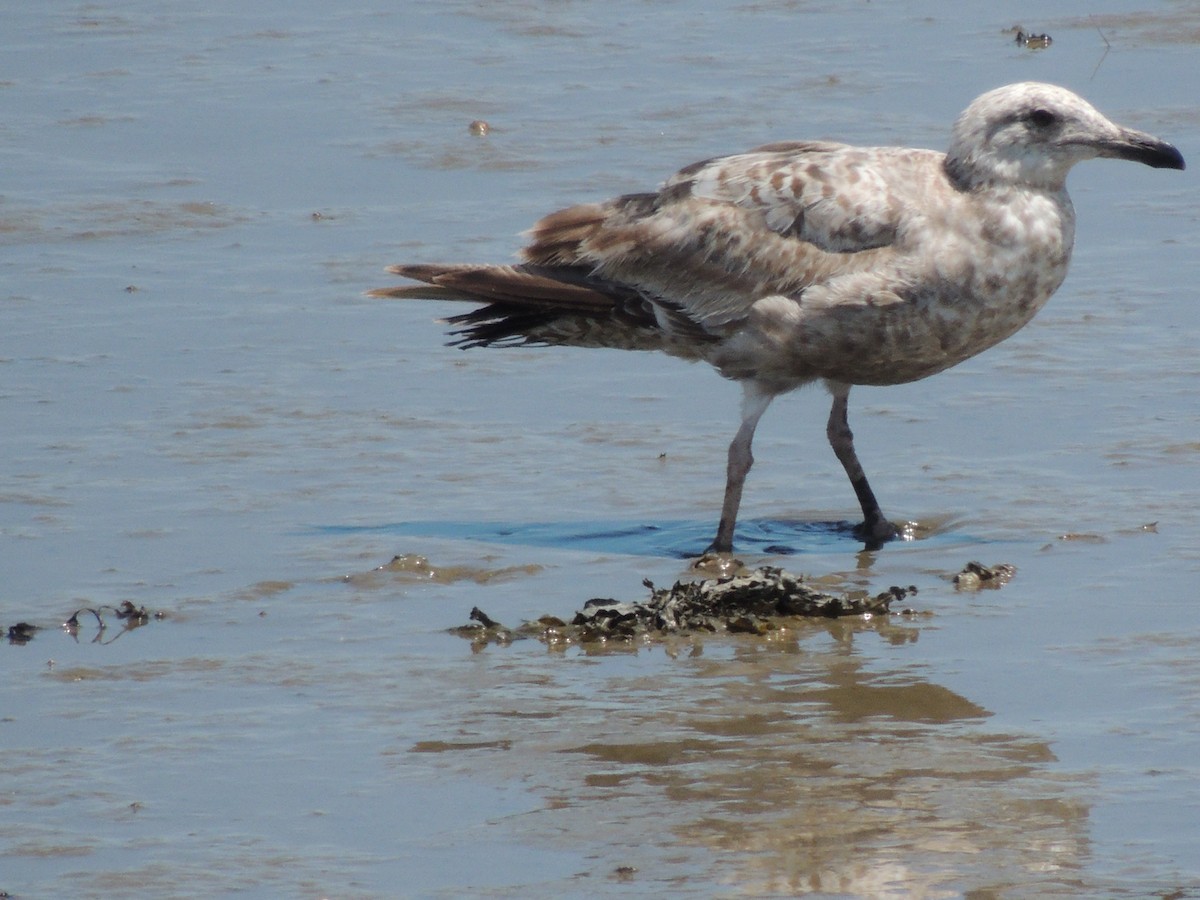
[114,600,150,623]
[7,622,37,645]
[4,601,161,647]
[470,606,502,629]
[62,603,157,643]
[1012,27,1052,49]
[953,561,1016,591]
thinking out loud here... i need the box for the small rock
[953,561,1016,591]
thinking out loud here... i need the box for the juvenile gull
[372,83,1184,553]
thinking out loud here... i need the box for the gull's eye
[1027,108,1058,128]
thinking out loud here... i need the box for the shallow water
[3,2,1199,897]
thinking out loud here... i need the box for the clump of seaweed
[453,566,918,646]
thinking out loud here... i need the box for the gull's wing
[520,141,936,330]
[374,142,942,349]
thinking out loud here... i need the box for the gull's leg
[709,384,774,553]
[825,381,897,545]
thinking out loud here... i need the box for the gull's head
[945,82,1184,190]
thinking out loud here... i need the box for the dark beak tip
[1117,131,1186,171]
[1151,141,1186,171]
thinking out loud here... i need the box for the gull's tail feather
[371,262,627,310]
[368,262,670,351]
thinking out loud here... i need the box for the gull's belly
[716,239,1072,389]
[801,198,1073,386]
[815,282,1060,386]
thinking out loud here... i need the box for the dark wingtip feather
[444,305,559,348]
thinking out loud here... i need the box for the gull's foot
[853,516,901,550]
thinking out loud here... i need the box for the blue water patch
[313,517,933,558]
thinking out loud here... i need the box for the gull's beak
[1099,127,1186,170]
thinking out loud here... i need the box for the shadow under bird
[371,82,1184,553]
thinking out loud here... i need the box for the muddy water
[3,2,1199,897]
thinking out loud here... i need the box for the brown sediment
[344,553,543,587]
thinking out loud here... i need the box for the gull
[371,82,1184,553]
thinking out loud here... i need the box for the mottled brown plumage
[371,83,1183,552]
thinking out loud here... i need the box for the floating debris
[64,601,151,630]
[62,603,158,643]
[612,865,638,882]
[953,561,1016,591]
[452,566,919,646]
[114,600,151,622]
[1013,28,1053,49]
[470,606,503,629]
[4,601,159,647]
[7,622,37,645]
